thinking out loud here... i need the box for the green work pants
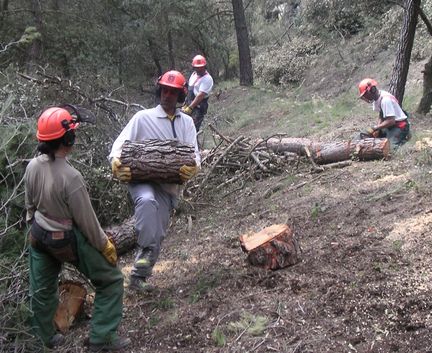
[29,228,124,345]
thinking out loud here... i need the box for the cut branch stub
[120,139,196,184]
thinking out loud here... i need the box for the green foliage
[18,27,42,45]
[227,311,268,336]
[298,0,392,36]
[211,327,226,347]
[152,297,175,311]
[254,37,322,85]
[189,271,221,304]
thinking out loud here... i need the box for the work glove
[366,126,380,138]
[181,105,193,115]
[111,157,131,182]
[101,238,117,266]
[179,164,199,183]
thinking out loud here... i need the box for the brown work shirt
[24,154,107,251]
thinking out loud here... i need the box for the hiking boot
[48,333,65,348]
[89,336,131,352]
[129,276,155,293]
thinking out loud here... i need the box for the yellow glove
[111,157,131,182]
[179,164,199,182]
[101,238,117,266]
[181,105,193,115]
[366,126,380,138]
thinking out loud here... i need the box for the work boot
[132,247,154,278]
[48,333,65,348]
[129,276,155,293]
[89,336,131,352]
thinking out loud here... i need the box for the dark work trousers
[29,225,124,346]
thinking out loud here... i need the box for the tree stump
[265,137,390,164]
[120,139,196,184]
[239,224,300,270]
[53,281,87,333]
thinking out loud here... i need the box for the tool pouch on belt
[29,221,78,263]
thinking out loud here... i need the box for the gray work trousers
[128,183,175,279]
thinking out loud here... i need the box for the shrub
[254,36,322,85]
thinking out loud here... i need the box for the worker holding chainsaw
[109,70,200,293]
[358,78,410,147]
[181,54,214,131]
[24,106,130,351]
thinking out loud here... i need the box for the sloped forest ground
[5,16,432,352]
[63,77,432,353]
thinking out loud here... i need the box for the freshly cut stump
[239,224,300,270]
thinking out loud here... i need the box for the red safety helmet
[192,55,206,68]
[158,70,186,89]
[36,107,79,141]
[358,78,378,98]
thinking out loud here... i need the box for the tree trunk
[164,11,175,70]
[389,0,420,104]
[120,139,196,184]
[265,137,390,164]
[417,55,432,114]
[26,0,44,72]
[148,38,163,76]
[231,0,254,86]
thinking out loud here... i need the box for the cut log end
[239,224,300,270]
[53,281,87,333]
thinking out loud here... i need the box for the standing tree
[231,0,253,86]
[26,0,43,71]
[389,0,421,105]
[416,7,432,114]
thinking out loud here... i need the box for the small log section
[265,137,390,164]
[104,217,136,256]
[53,281,87,333]
[120,139,196,184]
[239,224,300,270]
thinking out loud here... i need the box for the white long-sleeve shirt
[109,104,200,195]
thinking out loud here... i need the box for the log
[104,217,136,256]
[265,137,390,164]
[53,281,87,333]
[239,224,300,270]
[120,139,196,184]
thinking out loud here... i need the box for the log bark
[239,224,300,270]
[104,217,136,256]
[265,138,390,164]
[120,139,196,184]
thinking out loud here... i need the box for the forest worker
[24,106,130,352]
[358,78,410,147]
[181,54,214,131]
[109,70,200,293]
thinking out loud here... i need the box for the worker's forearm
[189,92,206,109]
[376,117,395,130]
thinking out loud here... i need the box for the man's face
[361,87,378,103]
[160,86,180,110]
[194,66,206,75]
